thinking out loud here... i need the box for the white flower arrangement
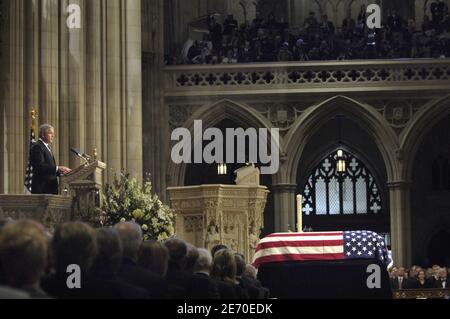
[101,172,175,241]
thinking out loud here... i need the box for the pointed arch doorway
[299,148,389,233]
[295,116,390,235]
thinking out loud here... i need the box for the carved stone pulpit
[167,177,268,262]
[59,160,106,221]
[59,160,106,195]
[0,160,106,228]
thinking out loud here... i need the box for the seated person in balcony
[304,11,319,33]
[30,124,71,195]
[320,15,335,38]
[342,14,355,38]
[278,42,293,61]
[293,38,309,61]
[223,14,238,37]
[252,11,264,29]
[238,41,254,63]
[431,0,448,28]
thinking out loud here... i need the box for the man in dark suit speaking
[30,124,72,194]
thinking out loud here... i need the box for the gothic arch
[401,94,450,180]
[282,95,399,185]
[167,99,280,186]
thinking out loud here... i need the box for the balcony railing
[164,59,450,96]
[393,288,450,299]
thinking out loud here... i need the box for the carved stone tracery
[168,184,268,262]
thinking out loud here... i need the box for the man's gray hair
[193,248,213,273]
[114,222,142,260]
[39,124,54,138]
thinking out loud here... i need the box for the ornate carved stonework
[257,103,301,133]
[168,105,192,131]
[0,195,73,231]
[168,104,201,131]
[59,160,106,195]
[393,289,450,299]
[383,100,413,128]
[167,184,268,262]
[184,215,203,233]
[0,161,106,229]
[364,98,430,132]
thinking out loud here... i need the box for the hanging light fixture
[336,115,346,174]
[217,163,227,175]
[336,149,346,174]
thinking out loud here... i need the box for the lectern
[59,160,106,221]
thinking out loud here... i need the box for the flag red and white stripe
[252,231,345,268]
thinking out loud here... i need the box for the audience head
[52,222,97,274]
[114,221,142,261]
[184,243,199,273]
[138,240,169,276]
[409,266,419,279]
[432,264,441,277]
[0,217,13,232]
[418,270,426,281]
[243,264,258,280]
[193,248,213,275]
[211,244,228,258]
[0,220,48,289]
[438,267,448,280]
[397,267,405,277]
[92,227,123,275]
[390,266,398,277]
[164,237,188,270]
[211,248,237,284]
[234,253,246,277]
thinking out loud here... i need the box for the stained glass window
[302,149,382,215]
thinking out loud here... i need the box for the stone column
[4,0,25,194]
[124,0,143,182]
[67,0,86,169]
[85,0,103,164]
[40,0,60,157]
[272,183,297,232]
[105,0,122,179]
[388,180,412,267]
[142,0,167,199]
[59,0,70,169]
[56,0,86,170]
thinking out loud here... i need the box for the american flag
[24,108,37,194]
[252,230,392,268]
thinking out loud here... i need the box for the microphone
[71,148,82,158]
[81,152,91,160]
[71,147,90,164]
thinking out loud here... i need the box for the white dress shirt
[39,138,58,172]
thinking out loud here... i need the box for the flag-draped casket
[252,231,393,299]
